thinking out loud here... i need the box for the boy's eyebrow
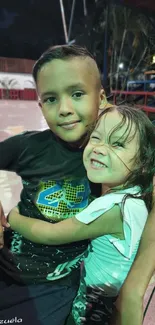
[41,83,86,98]
[66,83,86,90]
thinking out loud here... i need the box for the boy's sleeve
[0,133,25,171]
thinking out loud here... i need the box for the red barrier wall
[0,88,37,100]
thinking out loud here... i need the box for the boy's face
[37,57,105,146]
[83,109,139,188]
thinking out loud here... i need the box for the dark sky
[0,0,96,59]
[0,0,155,60]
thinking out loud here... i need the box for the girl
[8,105,155,324]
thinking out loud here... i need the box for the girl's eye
[91,136,99,140]
[112,142,124,148]
[90,135,100,142]
[72,91,84,98]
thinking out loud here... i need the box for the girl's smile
[90,158,108,169]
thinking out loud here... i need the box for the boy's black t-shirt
[0,130,101,284]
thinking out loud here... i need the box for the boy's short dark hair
[33,45,95,83]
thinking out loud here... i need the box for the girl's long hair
[94,105,155,211]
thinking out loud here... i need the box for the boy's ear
[99,88,113,110]
[38,100,42,109]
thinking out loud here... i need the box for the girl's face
[83,109,139,188]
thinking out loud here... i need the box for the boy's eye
[112,142,124,148]
[44,96,56,103]
[72,91,84,98]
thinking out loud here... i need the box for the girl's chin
[87,173,104,184]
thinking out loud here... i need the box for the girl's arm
[8,205,124,245]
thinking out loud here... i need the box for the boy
[0,45,106,325]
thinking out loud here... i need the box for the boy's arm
[114,220,155,325]
[114,179,155,325]
[8,204,124,244]
[0,134,24,248]
[0,201,10,248]
[0,134,23,170]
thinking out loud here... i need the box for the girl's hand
[152,175,155,209]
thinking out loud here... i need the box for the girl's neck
[102,183,126,195]
[102,185,110,195]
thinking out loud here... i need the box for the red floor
[0,99,155,324]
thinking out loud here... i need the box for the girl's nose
[92,144,107,156]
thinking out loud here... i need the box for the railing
[111,90,155,116]
[127,80,155,91]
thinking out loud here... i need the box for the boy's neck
[68,134,87,149]
[64,140,84,151]
[51,129,87,150]
[52,131,84,151]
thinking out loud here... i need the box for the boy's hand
[0,201,10,249]
[113,292,143,325]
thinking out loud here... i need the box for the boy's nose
[59,99,74,116]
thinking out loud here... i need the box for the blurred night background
[1,0,155,99]
[0,3,155,323]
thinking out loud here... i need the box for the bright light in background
[152,55,155,64]
[118,63,124,69]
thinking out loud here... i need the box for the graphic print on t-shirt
[35,178,89,220]
[8,177,90,283]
